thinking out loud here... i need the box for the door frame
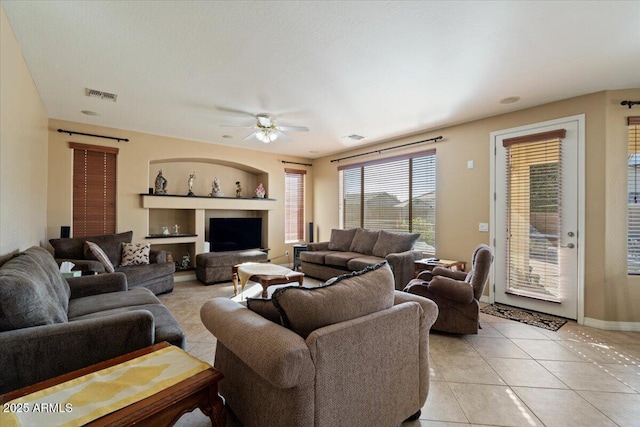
[489,114,586,324]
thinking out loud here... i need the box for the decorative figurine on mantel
[210,177,223,197]
[154,170,167,195]
[255,182,266,198]
[187,172,196,196]
[235,181,242,198]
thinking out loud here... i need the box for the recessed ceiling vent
[85,88,118,102]
[345,134,365,141]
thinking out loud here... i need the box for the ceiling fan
[222,113,309,143]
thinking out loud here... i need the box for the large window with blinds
[627,116,640,274]
[285,169,306,243]
[71,142,118,237]
[338,150,436,252]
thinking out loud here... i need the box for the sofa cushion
[115,262,174,285]
[324,252,361,268]
[372,230,421,257]
[0,247,70,331]
[349,229,380,255]
[327,228,357,252]
[272,262,395,338]
[299,250,331,265]
[68,287,160,318]
[84,241,115,273]
[347,255,386,271]
[51,231,133,267]
[120,243,151,266]
[246,297,281,323]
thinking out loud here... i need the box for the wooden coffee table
[232,263,304,297]
[414,258,466,277]
[0,342,225,427]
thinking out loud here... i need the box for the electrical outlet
[285,250,289,256]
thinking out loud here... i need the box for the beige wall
[0,5,48,264]
[313,89,640,324]
[46,119,313,262]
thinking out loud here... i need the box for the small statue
[187,172,196,196]
[255,182,266,198]
[210,177,223,197]
[235,181,242,198]
[154,170,167,195]
[181,252,191,269]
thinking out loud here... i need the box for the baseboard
[174,272,196,283]
[583,317,640,331]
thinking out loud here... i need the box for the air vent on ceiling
[345,134,365,141]
[85,88,118,102]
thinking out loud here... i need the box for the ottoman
[196,250,268,285]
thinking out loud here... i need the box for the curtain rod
[330,135,443,163]
[281,160,312,167]
[621,101,640,109]
[57,128,129,142]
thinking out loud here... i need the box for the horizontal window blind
[285,169,306,243]
[627,117,640,274]
[339,150,436,252]
[503,131,563,300]
[71,143,118,237]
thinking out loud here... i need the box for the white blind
[285,169,306,242]
[339,150,436,252]
[627,117,640,274]
[503,130,564,301]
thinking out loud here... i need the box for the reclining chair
[404,244,493,334]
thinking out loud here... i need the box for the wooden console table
[414,258,466,277]
[0,342,225,427]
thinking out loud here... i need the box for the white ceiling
[3,1,640,159]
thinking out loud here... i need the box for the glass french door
[493,116,582,320]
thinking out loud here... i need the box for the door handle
[561,243,575,249]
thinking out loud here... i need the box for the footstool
[196,250,268,285]
[232,263,304,297]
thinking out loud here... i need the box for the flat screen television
[209,217,262,252]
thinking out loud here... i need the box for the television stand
[196,249,268,285]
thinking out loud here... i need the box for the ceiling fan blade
[243,132,257,141]
[277,125,309,132]
[256,114,272,127]
[275,131,291,141]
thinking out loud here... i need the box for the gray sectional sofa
[300,228,423,290]
[0,246,185,393]
[49,231,175,295]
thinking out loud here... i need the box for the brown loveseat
[0,246,185,393]
[49,231,175,295]
[200,262,438,427]
[300,228,422,290]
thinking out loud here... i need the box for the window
[338,150,436,252]
[71,142,118,237]
[285,168,306,242]
[627,116,640,274]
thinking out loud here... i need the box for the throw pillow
[84,241,115,273]
[120,243,151,267]
[327,228,357,251]
[246,298,281,323]
[349,228,380,255]
[372,230,420,258]
[271,261,395,338]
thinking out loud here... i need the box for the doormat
[480,304,568,331]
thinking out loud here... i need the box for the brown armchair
[404,244,493,334]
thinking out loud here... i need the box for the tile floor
[161,280,640,427]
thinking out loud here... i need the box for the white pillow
[120,243,151,267]
[85,241,115,273]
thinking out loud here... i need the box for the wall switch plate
[467,160,474,169]
[479,223,489,232]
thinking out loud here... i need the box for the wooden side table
[414,258,466,277]
[0,342,226,427]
